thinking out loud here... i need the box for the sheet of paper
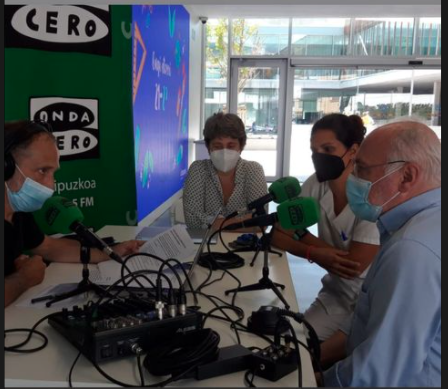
[139,224,196,260]
[97,224,196,288]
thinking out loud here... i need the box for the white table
[5,226,316,387]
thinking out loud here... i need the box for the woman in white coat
[272,113,380,342]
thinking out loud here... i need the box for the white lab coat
[301,174,380,340]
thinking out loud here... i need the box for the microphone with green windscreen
[38,196,123,263]
[268,176,302,204]
[276,197,320,230]
[38,196,84,234]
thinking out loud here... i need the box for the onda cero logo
[30,97,100,161]
[5,5,112,56]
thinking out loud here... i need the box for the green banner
[5,5,137,232]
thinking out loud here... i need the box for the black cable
[187,289,277,349]
[121,253,180,291]
[195,254,215,291]
[96,270,173,308]
[97,271,158,306]
[94,253,182,309]
[77,271,172,331]
[277,308,325,387]
[114,252,160,296]
[198,251,245,270]
[218,216,233,253]
[199,268,226,289]
[206,230,242,307]
[137,354,145,387]
[186,290,244,345]
[250,369,257,386]
[68,351,82,387]
[4,312,58,353]
[144,329,220,377]
[92,267,159,310]
[165,258,198,306]
[120,253,195,317]
[277,309,322,366]
[283,320,303,387]
[302,319,321,363]
[201,305,244,345]
[234,325,275,346]
[244,369,256,387]
[4,328,48,353]
[90,252,172,312]
[92,354,203,387]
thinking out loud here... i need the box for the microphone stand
[244,206,282,267]
[45,237,112,307]
[225,229,290,310]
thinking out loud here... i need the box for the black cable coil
[143,328,220,377]
[198,252,245,270]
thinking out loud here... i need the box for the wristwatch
[292,228,309,241]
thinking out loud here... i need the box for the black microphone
[224,213,278,231]
[224,197,320,231]
[227,176,302,219]
[40,196,123,263]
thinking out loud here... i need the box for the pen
[341,231,348,242]
[31,295,55,304]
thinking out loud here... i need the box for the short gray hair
[385,122,441,185]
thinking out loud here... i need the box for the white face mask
[210,149,240,173]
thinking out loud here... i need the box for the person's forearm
[34,237,109,264]
[271,228,310,257]
[5,274,29,307]
[320,330,348,370]
[300,233,333,249]
[272,227,331,254]
[214,213,265,233]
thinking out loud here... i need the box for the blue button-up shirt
[324,188,441,387]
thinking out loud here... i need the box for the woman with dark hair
[183,112,268,230]
[272,113,380,344]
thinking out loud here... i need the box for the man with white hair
[322,121,441,387]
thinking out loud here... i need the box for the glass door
[229,59,288,181]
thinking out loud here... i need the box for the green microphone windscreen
[37,196,84,235]
[269,177,302,204]
[276,197,320,230]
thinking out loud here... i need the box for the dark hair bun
[349,115,367,137]
[311,113,366,148]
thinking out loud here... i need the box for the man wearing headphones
[4,120,143,307]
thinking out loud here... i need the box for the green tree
[206,19,262,93]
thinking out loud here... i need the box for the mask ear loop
[372,164,406,209]
[14,164,27,179]
[371,163,406,186]
[340,147,355,172]
[5,163,27,193]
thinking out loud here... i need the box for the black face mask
[312,150,349,183]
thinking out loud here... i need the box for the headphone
[4,120,53,181]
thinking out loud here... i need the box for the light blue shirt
[324,188,441,387]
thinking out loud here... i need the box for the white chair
[170,197,186,224]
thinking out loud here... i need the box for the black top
[4,213,45,277]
